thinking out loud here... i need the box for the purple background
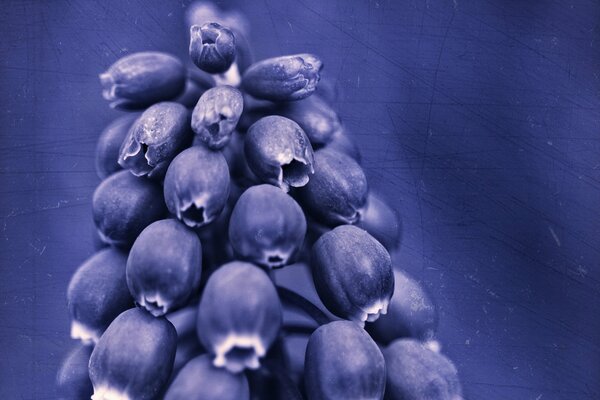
[1,0,599,398]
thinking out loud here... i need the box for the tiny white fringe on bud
[356,298,390,326]
[139,293,169,317]
[92,384,130,400]
[99,72,117,101]
[70,320,100,345]
[178,194,209,228]
[213,333,266,374]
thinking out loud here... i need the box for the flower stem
[283,323,317,336]
[276,286,330,326]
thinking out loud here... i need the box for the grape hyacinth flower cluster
[58,2,464,399]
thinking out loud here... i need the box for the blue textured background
[1,0,599,399]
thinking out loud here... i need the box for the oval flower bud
[312,225,394,324]
[56,344,94,400]
[67,248,133,344]
[118,102,192,179]
[89,308,177,400]
[163,146,230,228]
[191,85,244,149]
[384,339,463,400]
[304,321,386,400]
[322,128,362,163]
[242,54,323,101]
[126,219,202,317]
[245,116,314,191]
[92,170,166,247]
[95,114,138,179]
[299,148,368,226]
[99,52,186,109]
[197,261,282,373]
[190,23,236,74]
[368,269,437,344]
[165,354,250,400]
[277,95,341,145]
[356,192,401,251]
[229,184,307,268]
[314,76,340,104]
[184,3,253,79]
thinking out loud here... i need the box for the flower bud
[314,76,340,104]
[384,339,463,400]
[278,95,341,145]
[163,146,230,228]
[99,52,186,109]
[242,54,322,101]
[368,269,437,344]
[245,116,314,191]
[118,102,192,179]
[165,354,250,400]
[67,248,133,344]
[93,170,166,247]
[229,184,306,268]
[299,149,368,226]
[89,308,177,400]
[191,85,244,149]
[56,345,94,400]
[190,23,236,74]
[185,3,253,78]
[126,219,202,317]
[322,128,362,163]
[197,261,282,373]
[95,114,138,179]
[356,192,401,251]
[304,321,386,400]
[311,225,394,324]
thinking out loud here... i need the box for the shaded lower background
[1,0,599,398]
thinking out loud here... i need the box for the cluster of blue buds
[58,1,464,399]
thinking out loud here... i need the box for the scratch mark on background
[548,226,561,247]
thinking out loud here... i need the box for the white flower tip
[178,196,209,228]
[70,320,100,345]
[358,298,389,323]
[263,250,291,269]
[92,384,131,400]
[213,333,266,373]
[139,293,169,317]
[424,339,442,353]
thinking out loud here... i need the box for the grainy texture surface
[0,1,599,399]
